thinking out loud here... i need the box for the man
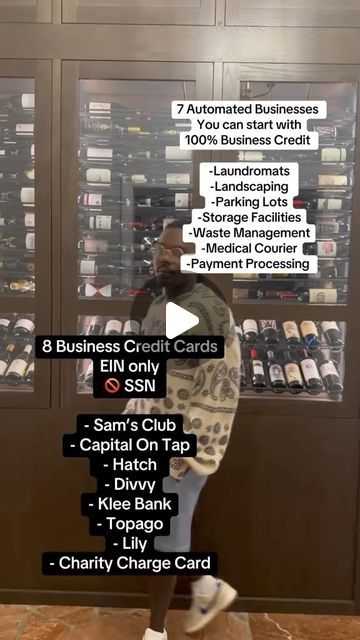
[123,221,241,640]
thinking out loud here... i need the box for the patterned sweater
[123,282,241,479]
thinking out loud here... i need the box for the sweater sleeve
[168,298,241,479]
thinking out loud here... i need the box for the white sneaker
[184,579,238,634]
[143,628,168,640]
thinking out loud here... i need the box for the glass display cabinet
[0,62,51,407]
[60,61,213,408]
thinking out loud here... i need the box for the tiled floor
[1,605,360,640]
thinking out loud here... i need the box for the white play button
[166,302,199,339]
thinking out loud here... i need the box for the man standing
[123,221,241,640]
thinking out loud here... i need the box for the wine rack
[233,81,356,305]
[76,314,141,393]
[0,84,36,297]
[0,313,35,392]
[237,319,345,401]
[77,83,193,300]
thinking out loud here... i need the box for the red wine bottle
[86,316,104,336]
[282,320,302,349]
[0,313,16,337]
[299,348,323,395]
[267,350,286,393]
[249,348,266,392]
[320,321,344,351]
[242,319,259,346]
[300,321,321,352]
[303,240,350,258]
[282,350,304,394]
[104,319,123,335]
[317,356,343,395]
[259,319,279,346]
[4,343,33,385]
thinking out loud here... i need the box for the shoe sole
[184,584,238,634]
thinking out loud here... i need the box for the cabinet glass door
[77,79,194,301]
[0,63,51,407]
[226,79,357,306]
[0,79,35,298]
[61,61,213,408]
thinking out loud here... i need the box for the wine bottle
[12,314,35,336]
[78,259,120,276]
[24,358,34,385]
[314,123,354,140]
[282,350,304,394]
[320,321,344,351]
[240,147,349,163]
[104,319,123,335]
[294,195,349,211]
[318,174,348,187]
[315,218,349,236]
[1,94,35,110]
[78,214,122,231]
[0,313,16,337]
[123,319,141,335]
[78,283,122,298]
[78,237,152,254]
[0,168,34,183]
[282,320,302,349]
[2,123,34,138]
[240,360,247,389]
[0,143,35,159]
[4,343,33,385]
[242,319,259,345]
[259,319,279,346]
[8,278,35,293]
[0,187,34,204]
[0,232,35,250]
[249,348,266,392]
[299,349,323,395]
[267,350,286,393]
[319,260,338,279]
[317,356,343,395]
[79,167,122,184]
[299,321,321,351]
[135,193,190,209]
[0,342,16,377]
[78,193,130,208]
[295,287,342,304]
[86,316,104,336]
[303,240,350,258]
[0,213,34,228]
[84,361,93,387]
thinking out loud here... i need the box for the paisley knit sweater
[123,282,241,479]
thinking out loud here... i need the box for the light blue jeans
[153,469,208,553]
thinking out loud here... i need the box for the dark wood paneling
[62,0,215,25]
[0,0,51,22]
[2,26,360,64]
[226,0,360,27]
[0,409,357,611]
[194,413,360,601]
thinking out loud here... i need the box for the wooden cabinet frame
[62,0,215,25]
[0,0,51,22]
